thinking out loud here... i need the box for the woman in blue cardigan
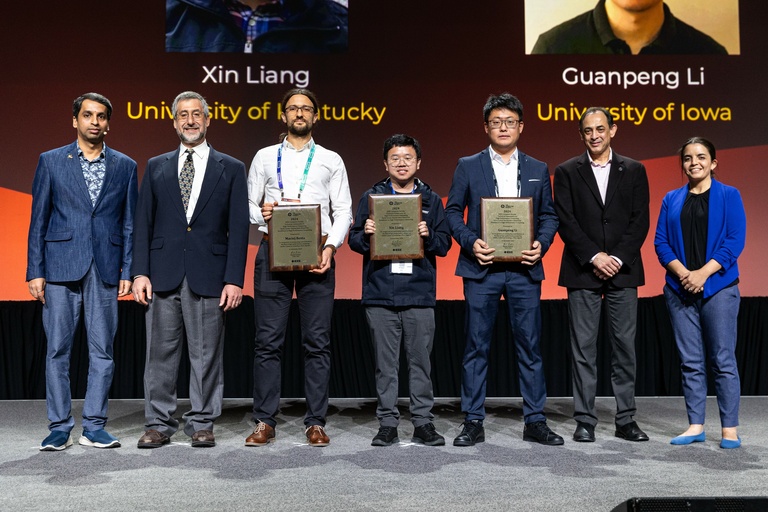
[654,137,746,449]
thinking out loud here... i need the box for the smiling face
[579,111,617,160]
[72,99,109,146]
[681,142,717,186]
[173,98,210,148]
[384,145,420,190]
[484,108,524,156]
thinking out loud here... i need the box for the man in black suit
[445,93,562,447]
[132,91,250,448]
[553,106,650,443]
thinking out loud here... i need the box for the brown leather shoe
[305,425,330,447]
[245,422,275,446]
[191,429,215,447]
[137,429,170,449]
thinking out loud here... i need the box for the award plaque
[268,204,322,271]
[480,197,533,262]
[369,194,424,260]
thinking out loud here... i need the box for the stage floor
[1,397,767,511]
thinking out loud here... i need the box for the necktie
[180,149,195,213]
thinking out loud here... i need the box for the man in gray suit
[27,92,138,451]
[132,91,249,448]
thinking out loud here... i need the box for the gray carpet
[1,397,767,511]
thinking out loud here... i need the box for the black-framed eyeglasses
[487,118,521,129]
[285,105,315,114]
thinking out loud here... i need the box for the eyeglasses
[284,105,315,114]
[388,155,417,165]
[176,110,204,121]
[487,118,521,129]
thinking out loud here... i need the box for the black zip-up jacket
[348,178,452,307]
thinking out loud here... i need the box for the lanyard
[277,142,315,200]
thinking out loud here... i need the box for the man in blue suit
[27,92,138,451]
[132,91,249,448]
[445,93,563,447]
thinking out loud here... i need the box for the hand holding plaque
[369,194,423,260]
[480,197,533,262]
[267,203,322,271]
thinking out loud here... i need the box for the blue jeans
[664,284,741,427]
[43,263,117,432]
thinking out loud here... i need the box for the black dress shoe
[523,421,565,446]
[453,420,484,447]
[573,422,595,442]
[615,421,649,442]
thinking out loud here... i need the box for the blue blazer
[445,148,558,281]
[654,178,746,299]
[132,145,249,298]
[26,141,138,285]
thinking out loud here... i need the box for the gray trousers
[366,306,436,428]
[568,286,638,427]
[143,277,225,437]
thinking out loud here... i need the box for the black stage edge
[2,297,768,400]
[612,496,768,511]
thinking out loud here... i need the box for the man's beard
[288,120,312,136]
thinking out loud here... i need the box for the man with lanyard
[348,134,452,447]
[246,88,352,447]
[445,93,563,447]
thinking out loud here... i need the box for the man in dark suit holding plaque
[553,107,650,443]
[246,88,352,447]
[349,134,452,447]
[132,91,249,449]
[445,93,562,447]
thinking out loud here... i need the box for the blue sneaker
[40,431,73,451]
[79,429,121,448]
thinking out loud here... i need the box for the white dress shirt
[489,145,519,197]
[177,142,210,223]
[247,138,353,250]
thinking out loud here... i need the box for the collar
[179,141,210,161]
[588,148,613,168]
[593,0,677,52]
[283,137,314,152]
[488,145,518,165]
[77,142,106,161]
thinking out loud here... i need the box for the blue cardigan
[654,178,746,299]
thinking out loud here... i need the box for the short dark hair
[483,93,523,123]
[579,106,613,130]
[73,93,113,120]
[172,91,210,118]
[282,88,319,113]
[383,134,421,160]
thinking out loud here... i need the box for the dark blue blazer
[445,148,558,281]
[132,145,249,298]
[27,141,138,285]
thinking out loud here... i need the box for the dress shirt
[177,142,210,223]
[489,145,519,197]
[588,148,612,204]
[587,148,622,266]
[247,138,353,250]
[78,143,107,206]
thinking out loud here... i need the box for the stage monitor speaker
[611,497,768,511]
